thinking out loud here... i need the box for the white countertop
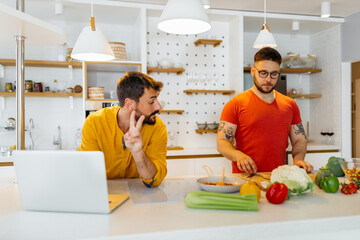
[0,175,359,239]
[167,143,341,156]
[0,143,341,162]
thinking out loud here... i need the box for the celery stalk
[184,191,259,211]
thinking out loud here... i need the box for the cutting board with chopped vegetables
[237,172,272,183]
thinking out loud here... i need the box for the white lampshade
[158,0,211,35]
[321,1,331,18]
[253,24,277,49]
[71,26,114,62]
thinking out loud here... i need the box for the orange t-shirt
[220,89,301,172]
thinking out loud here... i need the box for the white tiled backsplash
[310,25,341,144]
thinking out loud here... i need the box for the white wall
[341,11,360,62]
[309,25,342,145]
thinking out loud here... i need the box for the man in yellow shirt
[81,72,167,187]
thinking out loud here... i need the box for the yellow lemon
[239,182,261,202]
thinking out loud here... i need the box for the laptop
[13,150,129,214]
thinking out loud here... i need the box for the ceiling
[116,0,360,18]
[2,0,359,34]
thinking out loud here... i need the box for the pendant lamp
[71,3,114,61]
[253,0,277,49]
[158,0,211,35]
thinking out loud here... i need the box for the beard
[135,109,159,125]
[254,75,277,94]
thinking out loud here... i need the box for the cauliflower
[270,165,315,195]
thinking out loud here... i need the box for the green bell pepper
[320,176,339,193]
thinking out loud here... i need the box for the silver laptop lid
[13,151,110,214]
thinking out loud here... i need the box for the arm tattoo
[224,127,234,141]
[218,121,225,132]
[294,123,305,136]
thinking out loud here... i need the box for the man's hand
[237,154,257,173]
[124,111,145,154]
[294,160,313,173]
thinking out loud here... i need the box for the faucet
[53,125,61,150]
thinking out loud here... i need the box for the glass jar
[5,82,13,92]
[33,82,43,92]
[25,80,33,92]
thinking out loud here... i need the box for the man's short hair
[117,71,163,107]
[254,47,282,65]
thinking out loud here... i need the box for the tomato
[266,182,288,204]
[341,183,359,195]
[239,182,261,202]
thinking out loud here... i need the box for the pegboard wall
[147,17,232,148]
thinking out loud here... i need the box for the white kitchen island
[0,175,359,240]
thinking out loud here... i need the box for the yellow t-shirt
[81,106,168,187]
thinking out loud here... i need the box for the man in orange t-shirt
[217,47,313,173]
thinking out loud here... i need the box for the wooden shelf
[85,99,118,102]
[184,90,235,95]
[0,92,82,97]
[243,67,322,74]
[196,129,218,134]
[194,39,222,47]
[147,68,185,75]
[288,94,322,98]
[167,146,184,150]
[159,110,184,115]
[0,59,82,68]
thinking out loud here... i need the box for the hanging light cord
[90,1,96,31]
[264,0,267,25]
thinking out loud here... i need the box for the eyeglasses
[254,67,280,79]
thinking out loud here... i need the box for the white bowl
[173,63,183,68]
[148,61,158,68]
[159,58,173,68]
[197,176,243,193]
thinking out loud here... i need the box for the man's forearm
[132,150,157,179]
[292,138,307,163]
[217,139,244,162]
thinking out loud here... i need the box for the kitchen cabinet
[166,157,231,177]
[288,151,341,170]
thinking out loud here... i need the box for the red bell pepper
[266,182,288,204]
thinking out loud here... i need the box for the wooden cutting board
[237,172,272,183]
[238,172,316,182]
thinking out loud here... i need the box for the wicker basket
[88,86,104,99]
[109,42,127,61]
